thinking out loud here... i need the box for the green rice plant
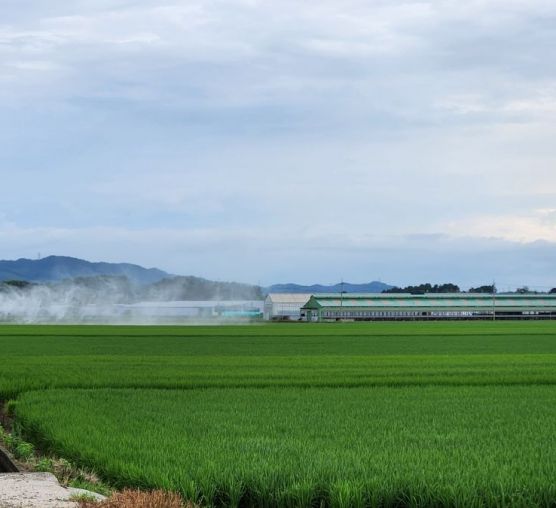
[13,385,556,507]
[4,399,17,416]
[3,322,556,506]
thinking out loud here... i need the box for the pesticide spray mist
[0,278,264,325]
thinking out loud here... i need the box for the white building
[119,300,264,320]
[263,293,313,320]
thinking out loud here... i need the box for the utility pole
[340,279,344,307]
[492,280,496,321]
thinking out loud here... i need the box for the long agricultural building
[298,293,556,321]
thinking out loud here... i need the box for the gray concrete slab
[0,472,105,508]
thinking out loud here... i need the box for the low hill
[0,256,264,301]
[146,276,263,301]
[0,256,169,285]
[266,281,392,294]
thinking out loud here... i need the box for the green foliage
[14,386,556,507]
[14,440,34,460]
[0,423,33,460]
[516,286,535,294]
[383,283,461,294]
[0,423,10,444]
[0,420,110,494]
[145,276,264,301]
[69,492,99,503]
[0,280,34,289]
[4,399,17,417]
[2,322,556,400]
[0,425,17,450]
[469,284,497,294]
[3,322,556,506]
[35,457,54,472]
[69,478,111,497]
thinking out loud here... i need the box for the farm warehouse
[264,293,313,320]
[301,293,556,321]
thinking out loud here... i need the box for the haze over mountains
[266,282,392,294]
[0,256,391,297]
[0,256,168,285]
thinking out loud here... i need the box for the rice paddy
[2,322,556,506]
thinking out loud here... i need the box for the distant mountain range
[0,256,169,285]
[266,281,392,294]
[0,256,392,297]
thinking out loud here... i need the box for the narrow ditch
[0,401,19,473]
[0,445,18,472]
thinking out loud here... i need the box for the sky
[1,0,556,289]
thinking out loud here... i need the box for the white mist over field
[0,280,264,324]
[0,280,134,323]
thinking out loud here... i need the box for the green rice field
[2,322,556,506]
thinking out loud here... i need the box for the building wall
[301,294,556,322]
[264,294,312,320]
[311,307,555,321]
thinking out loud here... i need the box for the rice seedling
[13,385,556,507]
[2,321,556,506]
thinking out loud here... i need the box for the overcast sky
[1,0,556,289]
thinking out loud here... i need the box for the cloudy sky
[1,0,556,289]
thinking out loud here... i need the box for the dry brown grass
[78,489,197,508]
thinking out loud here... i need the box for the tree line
[383,283,556,295]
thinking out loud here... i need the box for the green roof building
[300,293,556,321]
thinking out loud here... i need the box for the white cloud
[1,0,556,285]
[444,210,556,243]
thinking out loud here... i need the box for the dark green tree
[469,284,496,294]
[383,283,460,294]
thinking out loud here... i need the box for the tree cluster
[0,280,35,289]
[514,286,540,295]
[143,276,264,301]
[468,285,496,294]
[383,283,556,295]
[383,283,460,294]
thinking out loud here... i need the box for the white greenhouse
[263,293,313,320]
